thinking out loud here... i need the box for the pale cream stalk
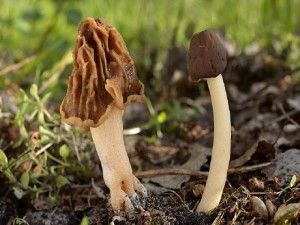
[196,75,231,212]
[90,105,145,210]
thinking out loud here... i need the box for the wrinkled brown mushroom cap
[60,17,145,130]
[188,29,227,81]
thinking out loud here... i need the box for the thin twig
[38,51,72,94]
[228,162,271,174]
[61,193,101,200]
[273,109,298,123]
[34,143,54,157]
[134,162,271,178]
[135,168,208,178]
[245,217,256,225]
[71,133,83,165]
[211,211,224,225]
[278,103,300,129]
[34,1,64,53]
[0,55,36,76]
[229,209,242,225]
[239,67,300,105]
[229,142,257,168]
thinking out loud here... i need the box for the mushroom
[60,17,147,211]
[188,29,231,212]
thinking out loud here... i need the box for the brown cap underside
[188,29,227,81]
[60,17,145,130]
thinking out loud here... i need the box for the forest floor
[0,42,300,225]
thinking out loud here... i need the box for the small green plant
[124,98,196,140]
[277,175,297,196]
[13,217,29,225]
[0,149,8,169]
[80,216,89,225]
[1,84,94,203]
[12,84,56,146]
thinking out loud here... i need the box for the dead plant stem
[134,162,271,178]
[0,55,36,76]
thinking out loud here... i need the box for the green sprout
[13,217,30,225]
[277,175,297,196]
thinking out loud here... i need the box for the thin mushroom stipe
[188,29,231,212]
[60,17,147,212]
[199,76,231,211]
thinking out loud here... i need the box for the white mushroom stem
[196,74,231,212]
[90,105,145,210]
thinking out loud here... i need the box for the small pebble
[265,199,276,219]
[283,124,298,134]
[250,196,268,220]
[274,203,300,225]
[248,177,265,191]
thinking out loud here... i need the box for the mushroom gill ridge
[60,17,144,129]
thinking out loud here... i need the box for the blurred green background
[1,0,300,102]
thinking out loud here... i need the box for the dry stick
[134,162,271,178]
[61,194,101,200]
[34,1,64,53]
[229,142,257,168]
[211,211,224,225]
[239,66,300,105]
[245,217,256,225]
[38,51,72,94]
[228,162,271,174]
[136,168,208,178]
[278,103,300,129]
[71,133,83,166]
[34,143,54,157]
[0,55,36,76]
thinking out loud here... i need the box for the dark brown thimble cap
[188,29,227,81]
[60,17,145,130]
